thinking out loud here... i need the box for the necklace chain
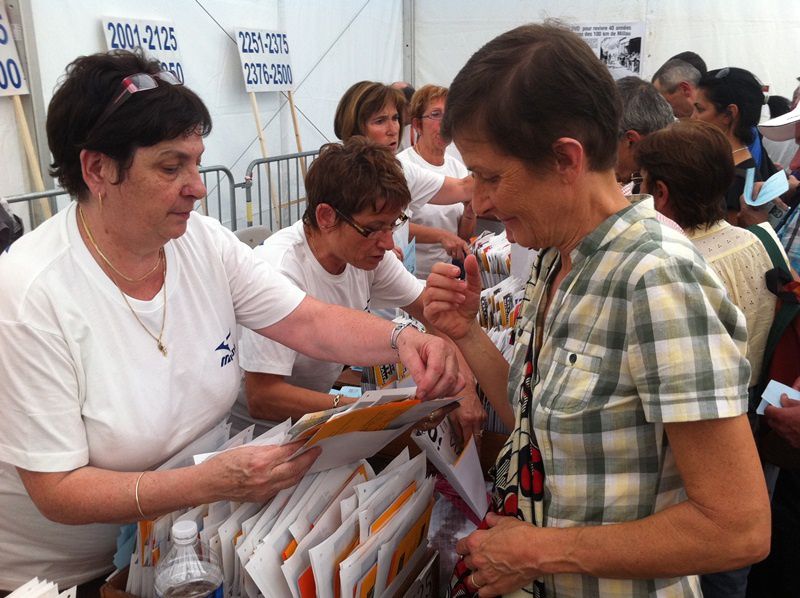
[78,204,168,357]
[732,146,748,155]
[78,205,162,283]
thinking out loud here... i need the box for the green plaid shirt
[503,202,750,598]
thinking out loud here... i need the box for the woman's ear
[652,180,670,210]
[80,149,110,198]
[551,137,585,182]
[315,203,338,230]
[724,103,739,126]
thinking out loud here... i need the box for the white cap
[758,102,800,141]
[171,520,198,544]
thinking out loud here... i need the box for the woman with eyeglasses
[692,67,778,225]
[334,81,473,265]
[397,85,476,280]
[0,51,463,591]
[235,137,478,436]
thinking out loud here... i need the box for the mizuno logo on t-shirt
[215,330,236,367]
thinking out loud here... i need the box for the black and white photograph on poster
[569,22,644,80]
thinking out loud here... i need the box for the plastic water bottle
[154,520,223,598]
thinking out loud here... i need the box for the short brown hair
[635,120,733,229]
[409,84,448,124]
[442,23,621,172]
[303,137,411,229]
[333,81,405,141]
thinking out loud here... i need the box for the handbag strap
[748,224,800,391]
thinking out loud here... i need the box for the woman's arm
[245,371,353,421]
[429,174,474,205]
[458,415,770,595]
[458,202,477,240]
[17,442,319,525]
[423,256,514,429]
[257,296,463,401]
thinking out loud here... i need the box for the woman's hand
[396,329,464,400]
[764,375,800,448]
[439,230,469,261]
[201,442,320,503]
[448,388,487,448]
[423,254,482,341]
[457,513,542,596]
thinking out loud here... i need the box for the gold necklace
[732,147,749,155]
[78,205,162,283]
[78,204,168,357]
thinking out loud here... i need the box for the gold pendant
[158,341,167,357]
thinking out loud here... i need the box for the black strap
[748,224,800,392]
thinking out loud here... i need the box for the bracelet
[134,471,148,520]
[390,322,413,351]
[332,393,342,408]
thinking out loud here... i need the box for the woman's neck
[414,139,445,166]
[304,225,346,275]
[729,134,751,166]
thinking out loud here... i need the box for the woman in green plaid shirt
[423,23,771,598]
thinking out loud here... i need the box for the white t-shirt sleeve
[209,218,306,329]
[369,251,425,309]
[238,325,296,376]
[0,313,87,471]
[401,161,445,214]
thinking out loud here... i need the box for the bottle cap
[171,520,198,544]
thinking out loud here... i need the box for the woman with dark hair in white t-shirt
[0,51,462,592]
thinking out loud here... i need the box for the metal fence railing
[242,150,320,231]
[2,151,318,235]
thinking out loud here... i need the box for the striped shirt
[501,202,750,597]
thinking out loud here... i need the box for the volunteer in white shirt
[0,51,462,592]
[397,84,476,279]
[236,137,486,442]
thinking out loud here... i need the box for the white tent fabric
[2,0,799,213]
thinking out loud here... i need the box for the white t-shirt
[0,203,305,589]
[397,147,468,279]
[233,221,424,432]
[400,160,445,215]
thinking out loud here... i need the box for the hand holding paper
[762,376,800,449]
[199,441,320,503]
[743,168,789,207]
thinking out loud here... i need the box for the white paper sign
[101,18,185,83]
[0,2,29,96]
[233,28,294,92]
[569,22,645,80]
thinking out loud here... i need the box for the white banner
[234,28,294,93]
[0,1,29,96]
[569,22,645,80]
[102,17,185,83]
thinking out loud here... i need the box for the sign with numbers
[101,18,185,83]
[234,28,293,92]
[0,1,29,96]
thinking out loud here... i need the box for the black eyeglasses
[421,110,444,121]
[90,71,182,135]
[333,207,408,239]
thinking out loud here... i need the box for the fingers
[781,395,800,408]
[463,254,483,294]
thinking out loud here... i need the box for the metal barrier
[198,165,238,230]
[2,151,317,234]
[242,150,319,231]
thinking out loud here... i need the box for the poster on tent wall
[0,1,29,96]
[233,28,294,93]
[570,22,644,80]
[101,18,185,83]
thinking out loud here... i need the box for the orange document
[386,498,435,585]
[304,399,421,447]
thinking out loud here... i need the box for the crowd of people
[1,20,800,598]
